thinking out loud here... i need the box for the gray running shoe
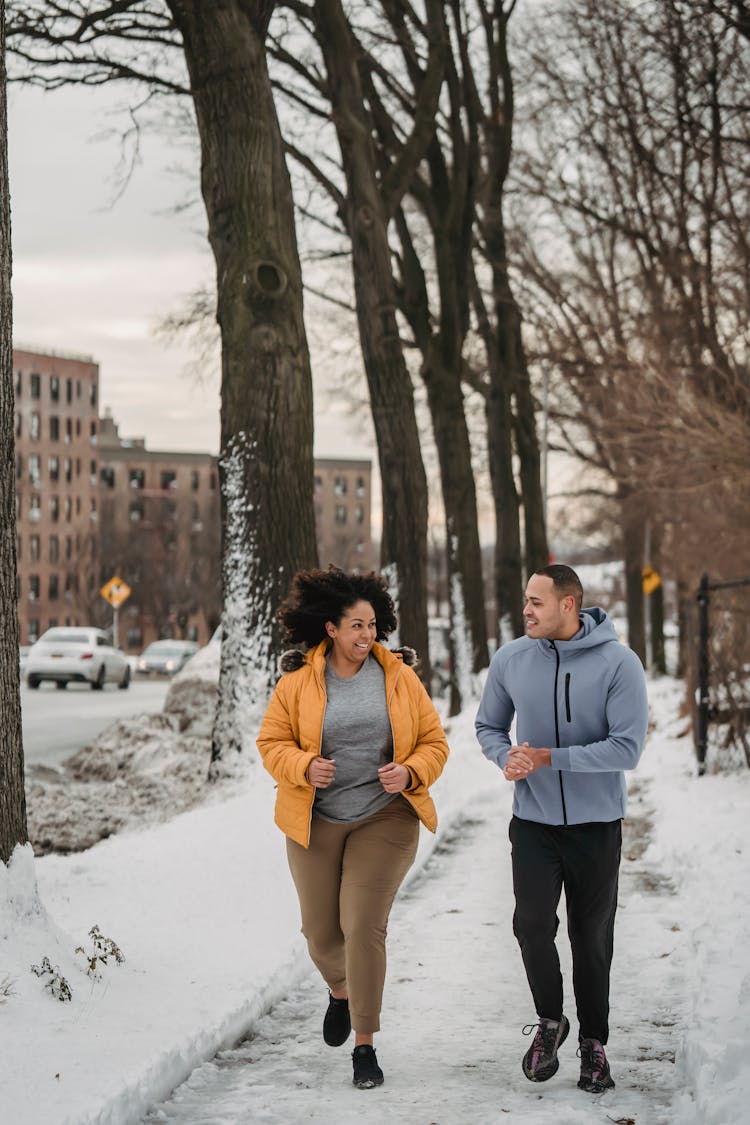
[578,1037,615,1093]
[521,1015,570,1082]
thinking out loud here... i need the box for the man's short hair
[534,564,584,611]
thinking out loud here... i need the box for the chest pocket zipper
[565,673,572,722]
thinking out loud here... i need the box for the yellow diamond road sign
[642,566,662,596]
[100,575,132,608]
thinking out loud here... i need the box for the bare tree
[8,2,319,766]
[510,0,749,684]
[0,0,27,863]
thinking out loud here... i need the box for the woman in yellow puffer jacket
[257,566,449,1090]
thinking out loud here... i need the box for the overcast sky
[8,81,371,463]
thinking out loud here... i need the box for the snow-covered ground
[2,675,748,1125]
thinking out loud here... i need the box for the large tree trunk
[485,369,524,640]
[314,0,430,680]
[0,0,27,863]
[167,1,318,766]
[478,6,548,629]
[394,204,489,708]
[621,491,647,664]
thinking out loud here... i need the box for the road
[21,678,171,769]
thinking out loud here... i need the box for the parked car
[26,627,131,690]
[136,639,199,676]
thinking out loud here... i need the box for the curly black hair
[276,566,398,647]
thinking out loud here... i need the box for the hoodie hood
[538,606,619,659]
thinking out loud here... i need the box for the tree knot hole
[253,260,287,298]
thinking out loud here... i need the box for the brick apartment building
[314,458,373,573]
[14,348,372,651]
[14,348,101,648]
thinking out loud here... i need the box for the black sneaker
[352,1044,384,1089]
[521,1015,570,1082]
[323,993,351,1047]
[578,1037,615,1093]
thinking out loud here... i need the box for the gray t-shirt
[314,653,396,823]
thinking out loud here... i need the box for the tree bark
[475,4,548,627]
[0,0,28,863]
[313,0,430,678]
[166,0,318,764]
[621,492,647,665]
[394,205,489,703]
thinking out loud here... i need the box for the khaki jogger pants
[286,797,420,1034]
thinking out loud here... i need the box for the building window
[64,458,73,483]
[28,619,40,644]
[76,379,81,399]
[29,575,40,601]
[15,369,22,396]
[314,475,322,496]
[65,536,72,560]
[66,378,73,404]
[100,466,115,488]
[90,498,97,522]
[160,471,177,491]
[29,495,41,523]
[49,535,59,563]
[50,496,60,523]
[334,476,348,496]
[355,505,365,524]
[64,496,72,522]
[30,373,41,399]
[50,416,60,441]
[30,535,40,562]
[90,420,97,440]
[30,412,41,440]
[15,412,21,437]
[210,472,216,492]
[126,627,143,649]
[49,574,59,601]
[129,469,145,489]
[356,476,366,497]
[129,502,144,522]
[90,460,97,485]
[16,494,21,519]
[16,454,22,480]
[28,454,41,484]
[75,496,81,515]
[191,470,200,492]
[335,505,347,525]
[50,376,60,402]
[65,418,73,443]
[90,383,97,408]
[48,456,59,482]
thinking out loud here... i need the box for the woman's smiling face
[327,600,377,671]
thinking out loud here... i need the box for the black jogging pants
[509,815,622,1044]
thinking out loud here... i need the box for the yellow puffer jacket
[256,640,450,847]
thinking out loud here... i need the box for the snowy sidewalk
[142,781,684,1125]
[3,677,748,1125]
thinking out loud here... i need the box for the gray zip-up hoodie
[475,608,648,825]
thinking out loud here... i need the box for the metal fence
[695,573,750,774]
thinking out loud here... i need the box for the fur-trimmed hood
[278,643,418,676]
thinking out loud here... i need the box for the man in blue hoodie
[475,564,648,1095]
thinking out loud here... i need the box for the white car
[26,627,131,691]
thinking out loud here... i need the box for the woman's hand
[307,756,336,788]
[378,762,411,793]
